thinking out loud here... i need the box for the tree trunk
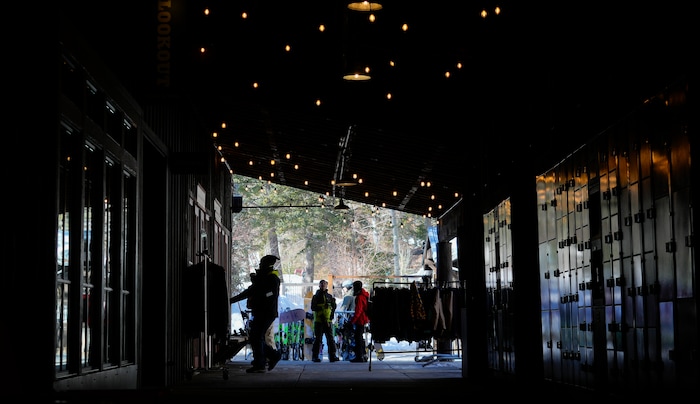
[302,231,315,296]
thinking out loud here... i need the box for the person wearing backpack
[229,255,282,373]
[348,281,370,362]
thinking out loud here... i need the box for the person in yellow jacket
[310,280,339,362]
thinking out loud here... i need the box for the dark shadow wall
[457,197,489,382]
[509,161,545,383]
[140,136,168,388]
[4,5,61,396]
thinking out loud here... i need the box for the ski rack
[334,310,356,361]
[368,280,464,371]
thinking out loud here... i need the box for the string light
[198,3,477,219]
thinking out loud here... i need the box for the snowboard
[303,291,314,360]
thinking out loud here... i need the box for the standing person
[231,272,277,366]
[230,255,282,373]
[349,280,370,362]
[310,280,340,362]
[338,280,355,312]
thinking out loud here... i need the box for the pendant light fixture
[343,1,381,81]
[347,1,383,12]
[334,176,358,187]
[342,65,372,81]
[334,198,350,210]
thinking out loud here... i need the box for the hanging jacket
[350,288,370,326]
[311,289,336,323]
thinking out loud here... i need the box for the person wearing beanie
[310,280,339,362]
[230,255,282,373]
[348,280,370,362]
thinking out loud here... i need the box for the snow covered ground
[230,315,458,366]
[230,336,455,364]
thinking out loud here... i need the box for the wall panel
[534,85,694,395]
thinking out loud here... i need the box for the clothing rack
[367,280,464,370]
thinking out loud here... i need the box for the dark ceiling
[60,1,691,217]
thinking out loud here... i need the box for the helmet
[259,255,279,272]
[341,280,353,289]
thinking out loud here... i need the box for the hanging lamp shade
[342,51,372,81]
[342,64,371,81]
[335,177,358,187]
[347,1,383,12]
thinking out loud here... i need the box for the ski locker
[579,148,598,391]
[536,94,694,395]
[498,199,515,374]
[561,161,580,384]
[555,162,570,384]
[623,133,657,389]
[566,161,583,387]
[558,161,576,385]
[538,240,553,380]
[649,133,672,388]
[536,170,558,382]
[572,155,591,389]
[619,125,644,390]
[534,172,551,343]
[637,138,659,391]
[483,199,516,374]
[669,132,697,387]
[626,135,645,393]
[651,122,690,387]
[484,207,498,370]
[600,138,626,390]
[671,132,692,299]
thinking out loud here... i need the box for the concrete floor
[51,353,688,404]
[49,352,633,403]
